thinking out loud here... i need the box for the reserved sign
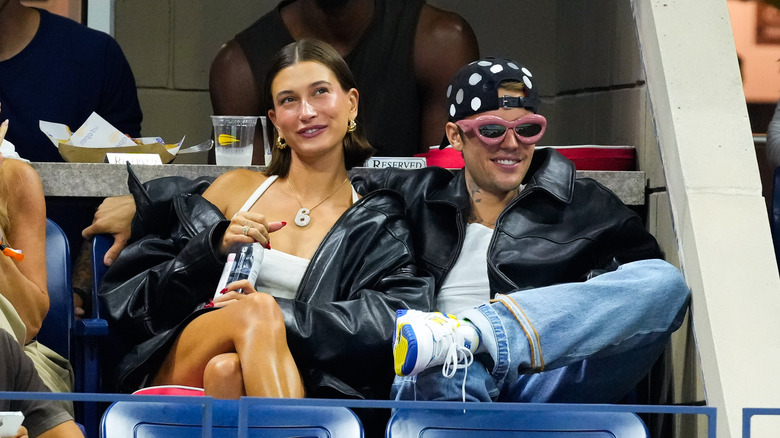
[362,157,427,169]
[104,153,164,165]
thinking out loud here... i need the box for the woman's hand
[211,279,259,308]
[219,212,285,256]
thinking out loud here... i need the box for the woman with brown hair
[99,39,432,401]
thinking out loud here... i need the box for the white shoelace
[441,342,474,403]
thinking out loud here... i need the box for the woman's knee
[204,353,244,398]
[205,353,242,378]
[237,293,286,336]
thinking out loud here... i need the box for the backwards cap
[445,57,540,122]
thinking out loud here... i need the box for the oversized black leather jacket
[352,148,662,294]
[98,167,433,399]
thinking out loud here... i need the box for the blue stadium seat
[37,219,110,437]
[100,399,364,437]
[68,233,114,438]
[37,219,111,388]
[91,234,113,299]
[75,233,111,392]
[38,218,73,359]
[84,233,115,394]
[385,408,649,437]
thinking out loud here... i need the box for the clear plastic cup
[258,116,271,166]
[210,116,258,166]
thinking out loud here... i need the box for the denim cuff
[493,294,543,372]
[461,303,510,385]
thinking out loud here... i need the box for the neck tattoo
[287,177,349,227]
[467,184,522,228]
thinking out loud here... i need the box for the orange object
[1,244,24,261]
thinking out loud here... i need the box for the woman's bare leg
[151,293,304,398]
[203,353,245,399]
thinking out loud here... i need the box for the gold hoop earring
[275,136,287,149]
[347,119,357,133]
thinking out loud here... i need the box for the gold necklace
[287,177,349,227]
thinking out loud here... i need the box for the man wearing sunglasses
[354,57,690,404]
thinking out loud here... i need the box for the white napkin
[0,139,28,162]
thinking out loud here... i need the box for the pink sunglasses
[456,114,547,146]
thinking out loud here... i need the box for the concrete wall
[112,1,262,162]
[113,1,663,170]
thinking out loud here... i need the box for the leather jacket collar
[522,148,576,204]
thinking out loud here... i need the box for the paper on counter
[40,112,136,148]
[38,112,184,163]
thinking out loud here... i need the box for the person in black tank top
[209,0,479,162]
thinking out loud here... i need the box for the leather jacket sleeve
[126,163,216,241]
[592,217,661,276]
[99,188,227,346]
[574,179,663,282]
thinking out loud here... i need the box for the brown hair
[263,39,374,177]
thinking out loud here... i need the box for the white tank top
[236,175,358,299]
[437,223,493,315]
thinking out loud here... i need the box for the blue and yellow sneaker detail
[393,309,480,377]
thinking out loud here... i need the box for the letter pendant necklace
[287,177,349,227]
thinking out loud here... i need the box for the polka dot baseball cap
[445,57,540,122]
[439,57,540,149]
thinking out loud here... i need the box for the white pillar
[632,1,780,437]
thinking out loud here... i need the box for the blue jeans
[392,259,690,402]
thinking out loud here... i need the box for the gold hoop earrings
[275,136,287,149]
[347,119,357,133]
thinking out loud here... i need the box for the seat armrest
[74,318,109,337]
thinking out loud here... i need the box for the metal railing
[0,391,718,438]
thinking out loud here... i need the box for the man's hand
[82,195,136,266]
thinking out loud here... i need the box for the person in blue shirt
[0,0,142,163]
[0,0,143,297]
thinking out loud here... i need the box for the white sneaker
[393,309,480,377]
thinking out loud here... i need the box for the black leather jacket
[352,148,662,294]
[98,168,433,399]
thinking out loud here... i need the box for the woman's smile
[297,124,328,138]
